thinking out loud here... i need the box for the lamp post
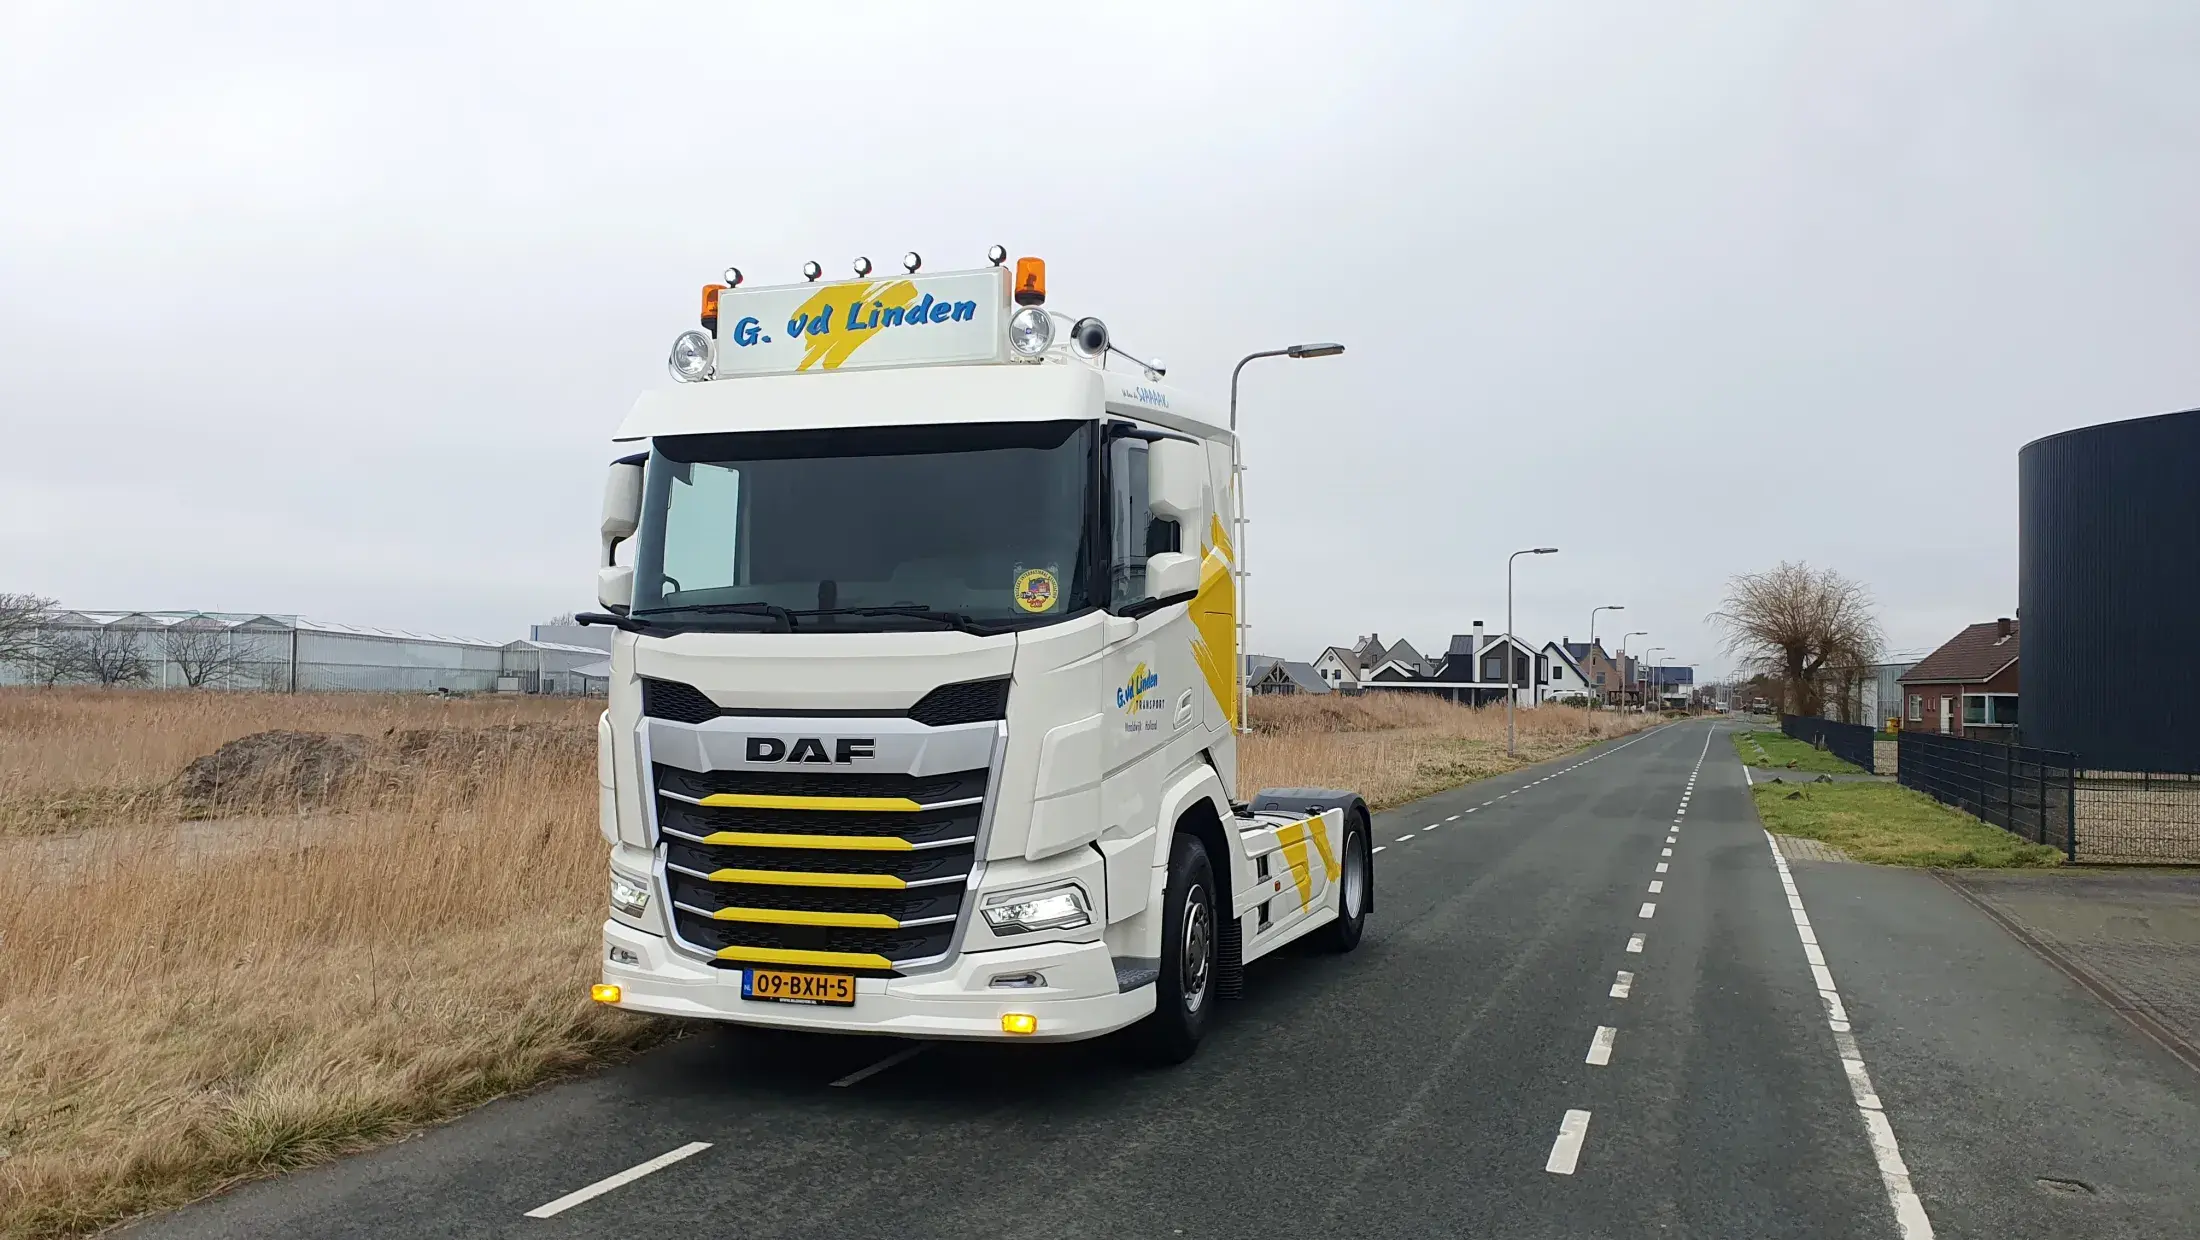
[1643,646,1668,713]
[1589,604,1624,709]
[1506,546,1560,756]
[1228,342,1345,735]
[1618,631,1648,713]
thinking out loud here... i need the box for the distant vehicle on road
[578,251,1371,1062]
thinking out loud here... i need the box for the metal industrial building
[2019,407,2200,773]
[0,611,607,695]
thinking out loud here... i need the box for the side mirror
[601,459,643,567]
[597,565,634,612]
[1145,551,1200,601]
[1148,438,1207,528]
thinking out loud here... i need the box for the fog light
[1007,306,1054,358]
[1001,1012,1038,1036]
[667,330,713,381]
[610,872,651,917]
[607,944,641,966]
[591,984,622,1004]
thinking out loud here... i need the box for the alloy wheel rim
[1181,882,1213,1012]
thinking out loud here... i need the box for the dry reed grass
[1239,692,1657,808]
[0,686,1655,1237]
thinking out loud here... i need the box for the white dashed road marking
[1545,1110,1593,1175]
[1610,971,1634,999]
[1648,880,1664,893]
[1661,848,1672,857]
[525,1142,714,1218]
[1626,933,1645,953]
[1638,903,1657,919]
[1656,862,1668,873]
[1763,831,1934,1238]
[1586,1026,1617,1065]
[1372,845,1386,854]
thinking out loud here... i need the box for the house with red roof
[1899,617,2020,739]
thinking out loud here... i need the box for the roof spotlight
[902,252,922,273]
[802,261,823,282]
[1070,316,1109,359]
[987,244,1007,266]
[853,256,873,277]
[722,266,743,288]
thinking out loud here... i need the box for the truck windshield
[630,420,1096,629]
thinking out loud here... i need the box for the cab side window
[1109,438,1151,610]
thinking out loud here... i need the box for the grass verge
[1752,781,2064,868]
[1734,729,1865,775]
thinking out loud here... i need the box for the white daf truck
[581,250,1370,1062]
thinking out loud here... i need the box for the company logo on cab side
[1117,663,1161,712]
[721,278,983,372]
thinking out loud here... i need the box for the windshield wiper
[629,602,796,632]
[785,606,1006,636]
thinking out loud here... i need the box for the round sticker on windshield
[1013,568,1059,614]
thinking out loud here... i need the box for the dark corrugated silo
[2019,407,2200,772]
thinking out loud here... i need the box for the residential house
[1247,654,1331,696]
[1542,641,1597,702]
[1311,632,1431,690]
[1561,638,1626,706]
[1645,665,1695,710]
[1358,621,1550,708]
[1899,617,2020,739]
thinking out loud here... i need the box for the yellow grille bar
[709,906,901,929]
[697,831,913,851]
[714,945,894,970]
[696,793,923,813]
[703,868,907,890]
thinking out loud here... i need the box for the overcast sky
[4,3,2195,673]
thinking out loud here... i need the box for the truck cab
[587,254,1370,1061]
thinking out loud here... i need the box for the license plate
[742,969,856,1006]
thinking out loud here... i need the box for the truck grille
[654,763,985,976]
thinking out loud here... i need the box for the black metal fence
[2071,769,2200,864]
[1780,715,1879,774]
[1898,731,2076,859]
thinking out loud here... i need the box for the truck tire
[1128,832,1218,1065]
[1310,808,1371,953]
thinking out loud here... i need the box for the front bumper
[600,920,1154,1042]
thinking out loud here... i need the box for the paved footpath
[123,720,2200,1239]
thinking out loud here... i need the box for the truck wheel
[1312,810,1371,953]
[1128,832,1218,1066]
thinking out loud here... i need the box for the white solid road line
[1610,970,1634,999]
[524,1142,713,1218]
[1638,903,1657,919]
[1545,1110,1593,1174]
[1763,832,1935,1239]
[830,1043,929,1088]
[1626,933,1645,953]
[1586,1026,1617,1065]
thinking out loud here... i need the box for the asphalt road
[123,719,2200,1239]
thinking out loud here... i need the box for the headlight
[981,882,1091,934]
[610,871,651,917]
[667,329,714,381]
[1007,306,1054,358]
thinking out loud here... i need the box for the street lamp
[1506,546,1559,756]
[1618,631,1649,713]
[1643,646,1668,713]
[1589,604,1624,709]
[1229,343,1345,734]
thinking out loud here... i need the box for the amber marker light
[1000,1012,1039,1035]
[591,984,622,1005]
[1013,257,1046,306]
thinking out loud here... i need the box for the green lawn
[1752,781,2064,868]
[1733,729,1866,774]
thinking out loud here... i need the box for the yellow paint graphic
[709,905,902,929]
[713,945,894,970]
[790,278,920,371]
[696,793,922,813]
[703,868,907,890]
[1189,511,1238,729]
[1271,815,1339,912]
[697,831,914,851]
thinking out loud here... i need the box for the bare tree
[161,619,251,688]
[48,623,153,687]
[1711,562,1882,718]
[0,592,57,671]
